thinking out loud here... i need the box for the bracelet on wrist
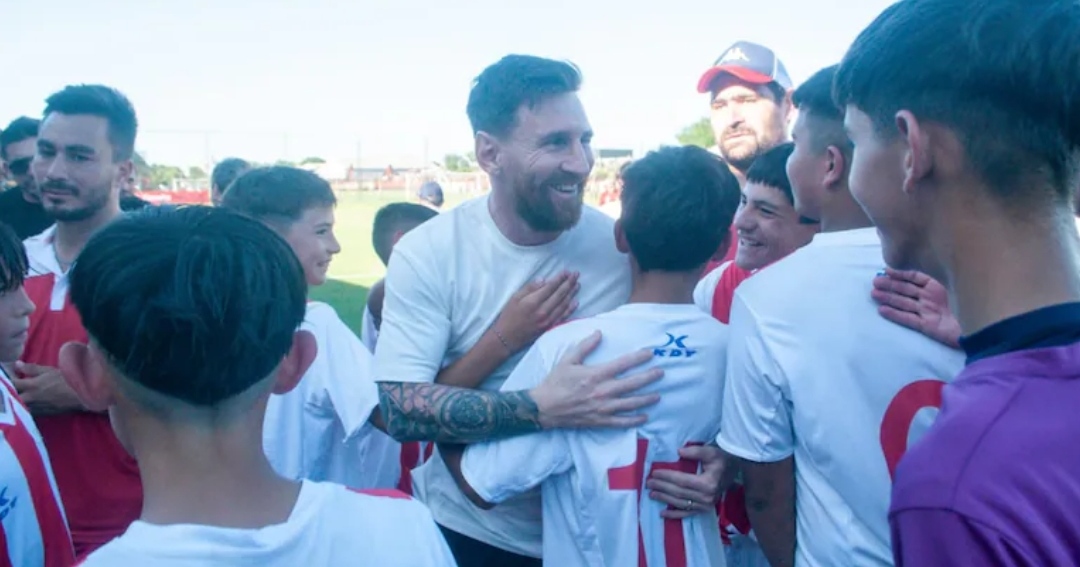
[493,327,514,354]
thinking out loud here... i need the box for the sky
[1,0,897,170]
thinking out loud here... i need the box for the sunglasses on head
[7,158,31,176]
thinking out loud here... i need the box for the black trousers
[438,524,542,567]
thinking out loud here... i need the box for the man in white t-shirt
[0,223,74,567]
[220,166,398,489]
[444,145,741,566]
[717,65,965,566]
[374,55,729,565]
[58,207,456,566]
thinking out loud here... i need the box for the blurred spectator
[210,157,249,206]
[0,117,51,238]
[418,180,444,210]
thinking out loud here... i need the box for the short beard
[44,187,112,223]
[516,188,583,233]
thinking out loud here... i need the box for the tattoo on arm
[377,382,543,444]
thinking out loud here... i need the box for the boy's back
[461,304,727,566]
[80,481,454,566]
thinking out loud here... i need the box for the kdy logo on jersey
[655,333,697,358]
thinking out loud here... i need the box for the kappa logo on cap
[721,47,750,64]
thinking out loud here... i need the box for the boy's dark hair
[220,166,336,228]
[620,145,740,272]
[467,55,582,137]
[211,157,250,195]
[793,66,851,160]
[372,202,438,266]
[746,143,796,204]
[0,117,40,160]
[69,206,307,408]
[43,85,138,162]
[0,223,28,294]
[834,0,1080,204]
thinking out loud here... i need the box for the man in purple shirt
[834,0,1080,565]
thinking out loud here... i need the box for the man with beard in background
[697,41,796,270]
[0,117,52,239]
[15,84,142,559]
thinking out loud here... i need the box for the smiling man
[374,55,727,566]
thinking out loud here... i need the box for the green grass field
[308,190,467,333]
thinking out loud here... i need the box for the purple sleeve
[891,509,1035,566]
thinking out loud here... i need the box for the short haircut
[0,117,40,160]
[793,65,851,160]
[219,166,336,229]
[620,146,741,272]
[211,157,250,194]
[746,142,796,204]
[466,55,582,137]
[0,223,28,294]
[43,85,138,162]
[372,202,438,266]
[834,0,1080,204]
[69,206,307,408]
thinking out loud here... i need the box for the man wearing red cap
[691,42,811,567]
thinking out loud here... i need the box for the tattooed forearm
[377,382,543,444]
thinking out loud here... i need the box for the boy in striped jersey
[0,222,73,567]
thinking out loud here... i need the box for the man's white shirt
[717,227,965,566]
[373,195,632,556]
[461,304,726,567]
[263,301,398,489]
[79,481,457,566]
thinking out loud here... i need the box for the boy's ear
[614,218,630,254]
[272,330,317,395]
[58,342,115,412]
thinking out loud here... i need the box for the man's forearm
[377,381,542,443]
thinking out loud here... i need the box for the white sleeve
[314,311,381,439]
[373,245,451,384]
[360,304,378,354]
[694,261,729,313]
[459,343,572,504]
[716,292,794,463]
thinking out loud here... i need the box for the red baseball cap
[697,41,793,94]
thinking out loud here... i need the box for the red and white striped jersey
[0,368,74,567]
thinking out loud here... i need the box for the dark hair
[69,206,307,408]
[43,85,138,162]
[765,82,788,105]
[834,0,1080,204]
[746,142,796,204]
[372,202,438,266]
[211,157,250,195]
[0,117,40,160]
[620,146,740,272]
[466,55,582,137]
[0,223,28,294]
[793,66,852,159]
[220,166,336,227]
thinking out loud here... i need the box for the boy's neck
[627,265,702,305]
[821,188,873,234]
[128,408,301,529]
[943,203,1080,335]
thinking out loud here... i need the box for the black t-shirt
[0,189,52,239]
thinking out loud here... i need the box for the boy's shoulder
[534,305,724,357]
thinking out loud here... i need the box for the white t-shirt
[79,481,457,566]
[0,370,73,567]
[461,304,727,567]
[361,303,379,354]
[374,195,632,556]
[263,302,398,489]
[717,227,965,567]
